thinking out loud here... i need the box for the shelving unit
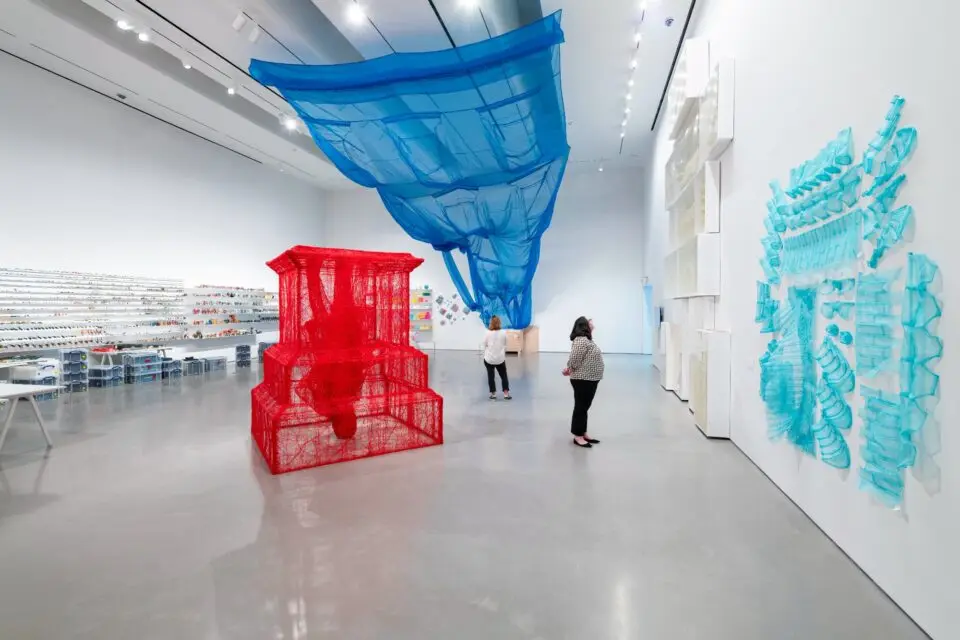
[262,292,279,321]
[184,285,266,340]
[0,267,185,353]
[700,59,736,160]
[410,286,434,347]
[690,329,731,438]
[665,38,710,141]
[658,38,735,436]
[664,233,721,299]
[668,162,721,252]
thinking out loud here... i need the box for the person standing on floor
[562,316,604,448]
[482,315,511,400]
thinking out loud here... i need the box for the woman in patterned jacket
[562,316,605,448]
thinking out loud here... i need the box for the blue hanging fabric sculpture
[249,13,569,328]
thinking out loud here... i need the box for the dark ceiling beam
[650,0,698,132]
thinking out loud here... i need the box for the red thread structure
[252,246,443,474]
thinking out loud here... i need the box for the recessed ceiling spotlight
[283,116,298,131]
[116,18,133,31]
[459,0,479,9]
[626,93,632,101]
[621,118,628,127]
[621,132,626,138]
[634,31,643,44]
[346,3,366,25]
[227,86,236,95]
[183,61,192,70]
[628,79,635,87]
[640,1,649,10]
[137,31,150,42]
[629,57,638,69]
[625,107,631,114]
[598,165,604,172]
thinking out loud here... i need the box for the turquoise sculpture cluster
[756,95,942,508]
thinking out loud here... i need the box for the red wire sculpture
[252,246,443,474]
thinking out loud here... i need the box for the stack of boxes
[60,349,89,392]
[161,357,182,380]
[89,364,123,388]
[123,352,162,384]
[235,345,252,368]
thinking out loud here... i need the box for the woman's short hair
[570,316,592,341]
[488,315,502,331]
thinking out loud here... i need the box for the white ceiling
[0,0,692,187]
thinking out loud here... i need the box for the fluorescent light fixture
[137,31,150,42]
[346,3,366,25]
[116,19,133,31]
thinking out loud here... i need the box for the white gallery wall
[0,54,326,290]
[642,1,958,637]
[324,166,646,353]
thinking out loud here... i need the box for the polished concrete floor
[0,352,926,639]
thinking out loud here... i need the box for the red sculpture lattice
[252,246,443,474]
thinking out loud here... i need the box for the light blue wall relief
[756,96,943,508]
[759,286,817,455]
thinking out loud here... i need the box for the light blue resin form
[759,287,817,455]
[757,95,942,507]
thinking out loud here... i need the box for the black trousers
[484,360,509,393]
[570,379,600,436]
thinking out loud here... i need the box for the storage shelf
[664,233,721,299]
[665,38,710,141]
[700,58,735,160]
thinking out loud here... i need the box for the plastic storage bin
[89,377,121,388]
[182,359,204,376]
[203,357,227,372]
[236,345,252,368]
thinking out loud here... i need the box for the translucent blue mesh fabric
[250,12,569,328]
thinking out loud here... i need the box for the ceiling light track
[650,0,698,131]
[425,0,457,48]
[0,46,260,166]
[131,0,282,100]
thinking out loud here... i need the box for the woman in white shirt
[482,315,511,400]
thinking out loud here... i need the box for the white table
[0,383,57,453]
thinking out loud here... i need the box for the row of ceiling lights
[621,0,658,141]
[114,13,301,135]
[601,0,658,172]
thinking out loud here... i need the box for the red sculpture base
[251,246,443,475]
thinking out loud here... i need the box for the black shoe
[503,393,512,400]
[489,393,496,400]
[572,438,592,448]
[585,438,600,444]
